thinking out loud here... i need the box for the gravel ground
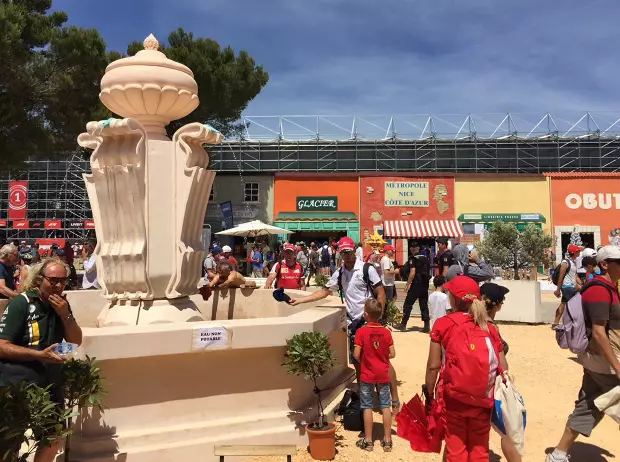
[248,323,620,462]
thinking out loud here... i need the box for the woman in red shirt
[425,276,508,462]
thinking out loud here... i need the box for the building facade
[359,175,459,263]
[455,175,551,244]
[548,173,620,258]
[206,174,274,250]
[272,175,360,244]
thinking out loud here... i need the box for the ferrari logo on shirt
[281,267,289,273]
[374,341,380,350]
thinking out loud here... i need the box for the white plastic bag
[491,374,527,456]
[594,385,620,424]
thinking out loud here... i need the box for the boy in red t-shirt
[353,299,396,452]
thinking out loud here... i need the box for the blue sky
[53,0,620,135]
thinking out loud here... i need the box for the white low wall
[493,280,543,324]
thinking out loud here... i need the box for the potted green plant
[61,356,106,462]
[313,273,329,288]
[0,381,72,462]
[282,332,336,461]
[384,300,403,328]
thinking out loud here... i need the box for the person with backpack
[306,243,320,287]
[264,243,305,291]
[425,275,508,462]
[445,244,493,283]
[320,242,332,276]
[289,236,401,412]
[552,244,582,326]
[398,241,432,332]
[547,245,620,462]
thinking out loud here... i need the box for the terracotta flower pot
[306,423,336,460]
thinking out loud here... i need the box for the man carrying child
[353,299,395,452]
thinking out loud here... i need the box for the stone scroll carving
[78,118,153,301]
[166,123,222,298]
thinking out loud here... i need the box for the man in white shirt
[380,245,397,303]
[81,240,100,290]
[289,237,401,411]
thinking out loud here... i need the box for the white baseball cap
[582,248,597,258]
[596,245,620,263]
[222,245,232,253]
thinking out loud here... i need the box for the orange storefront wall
[551,177,620,246]
[360,177,456,259]
[273,178,360,215]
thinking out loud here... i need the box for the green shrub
[282,332,336,429]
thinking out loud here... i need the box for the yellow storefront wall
[455,176,552,233]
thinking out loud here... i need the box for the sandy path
[249,323,619,461]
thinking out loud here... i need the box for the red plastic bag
[396,394,444,453]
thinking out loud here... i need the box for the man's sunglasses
[43,276,69,286]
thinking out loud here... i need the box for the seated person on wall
[209,261,257,290]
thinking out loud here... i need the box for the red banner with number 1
[8,181,28,220]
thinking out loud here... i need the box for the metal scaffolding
[2,112,620,240]
[210,112,620,173]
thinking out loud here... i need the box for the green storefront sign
[459,213,546,223]
[296,196,338,211]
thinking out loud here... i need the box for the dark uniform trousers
[402,278,430,326]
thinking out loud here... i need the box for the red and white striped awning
[383,220,464,238]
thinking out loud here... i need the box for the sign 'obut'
[565,193,620,210]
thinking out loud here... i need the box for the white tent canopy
[215,220,292,238]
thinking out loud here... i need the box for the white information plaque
[192,326,230,351]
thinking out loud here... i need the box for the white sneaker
[546,452,570,462]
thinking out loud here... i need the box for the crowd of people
[0,240,99,300]
[2,231,618,461]
[202,235,619,461]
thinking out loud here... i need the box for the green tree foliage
[0,382,72,462]
[478,222,553,279]
[1,4,269,171]
[127,28,269,137]
[0,0,114,171]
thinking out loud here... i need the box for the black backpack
[337,263,380,303]
[321,247,331,265]
[336,390,364,431]
[552,259,572,286]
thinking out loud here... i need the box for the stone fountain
[78,34,221,326]
[65,35,352,462]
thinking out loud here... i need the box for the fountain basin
[64,288,352,462]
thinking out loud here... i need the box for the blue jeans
[360,382,391,410]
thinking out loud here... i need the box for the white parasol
[215,220,292,238]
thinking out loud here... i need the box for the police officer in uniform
[398,241,431,332]
[436,237,454,277]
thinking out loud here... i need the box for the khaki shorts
[567,368,620,437]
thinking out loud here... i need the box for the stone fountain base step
[67,374,350,462]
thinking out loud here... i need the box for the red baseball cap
[568,244,583,254]
[283,243,296,252]
[443,276,480,303]
[338,237,356,251]
[384,245,395,251]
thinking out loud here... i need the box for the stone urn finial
[99,34,199,140]
[143,33,159,50]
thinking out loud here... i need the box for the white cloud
[96,0,620,125]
